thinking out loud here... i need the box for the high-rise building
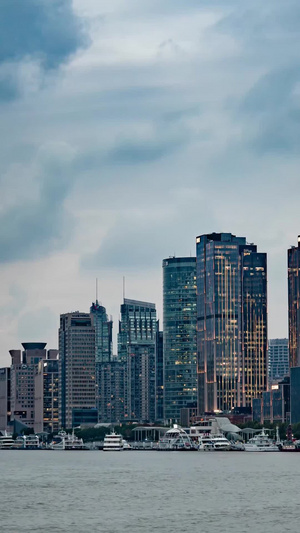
[118,299,156,422]
[59,312,97,429]
[90,300,114,422]
[288,237,300,367]
[0,368,11,432]
[9,343,48,429]
[155,323,164,421]
[34,351,59,434]
[90,301,113,363]
[97,360,125,423]
[162,257,197,422]
[268,339,289,382]
[196,232,267,413]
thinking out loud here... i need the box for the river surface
[0,450,299,532]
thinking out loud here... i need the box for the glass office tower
[163,257,197,422]
[118,299,156,422]
[288,237,300,368]
[196,233,267,413]
[90,301,112,363]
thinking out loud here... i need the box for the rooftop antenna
[123,276,126,301]
[96,278,98,304]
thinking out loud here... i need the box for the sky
[0,0,299,365]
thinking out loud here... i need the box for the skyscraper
[288,237,300,367]
[196,232,267,413]
[162,257,197,421]
[59,312,97,428]
[268,339,289,382]
[34,352,59,434]
[90,301,113,363]
[97,361,125,423]
[118,299,156,422]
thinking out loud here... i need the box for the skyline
[1,0,299,364]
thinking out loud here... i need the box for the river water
[0,450,299,532]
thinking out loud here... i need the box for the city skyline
[1,0,299,364]
[0,236,295,367]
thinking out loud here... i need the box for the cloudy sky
[0,0,299,365]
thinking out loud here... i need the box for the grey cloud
[0,0,88,100]
[17,307,58,345]
[0,0,88,68]
[82,192,217,273]
[0,144,76,263]
[239,67,300,155]
[106,136,186,165]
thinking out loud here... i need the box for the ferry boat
[198,435,231,451]
[157,425,196,451]
[103,431,124,451]
[0,431,15,449]
[13,434,41,449]
[49,431,87,450]
[244,429,279,452]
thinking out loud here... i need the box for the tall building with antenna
[118,299,157,422]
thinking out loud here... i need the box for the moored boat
[49,430,87,450]
[0,431,15,450]
[103,431,124,451]
[198,435,231,451]
[244,429,279,452]
[157,425,196,451]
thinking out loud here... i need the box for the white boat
[198,435,231,451]
[14,434,41,449]
[157,425,196,451]
[103,431,124,451]
[49,431,87,450]
[0,431,15,449]
[244,429,279,452]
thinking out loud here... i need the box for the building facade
[118,299,156,422]
[290,366,300,424]
[288,238,300,368]
[268,338,289,382]
[34,352,59,434]
[163,257,197,422]
[196,232,267,413]
[90,301,113,364]
[59,312,96,429]
[9,343,48,429]
[155,324,164,421]
[0,368,10,432]
[97,361,125,423]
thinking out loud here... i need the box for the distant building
[290,367,300,424]
[90,301,113,363]
[59,312,96,429]
[34,351,59,434]
[155,324,164,421]
[9,343,49,429]
[162,257,197,422]
[252,378,290,424]
[268,339,289,382]
[196,232,267,413]
[118,299,156,422]
[288,237,300,367]
[0,368,11,432]
[97,360,125,423]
